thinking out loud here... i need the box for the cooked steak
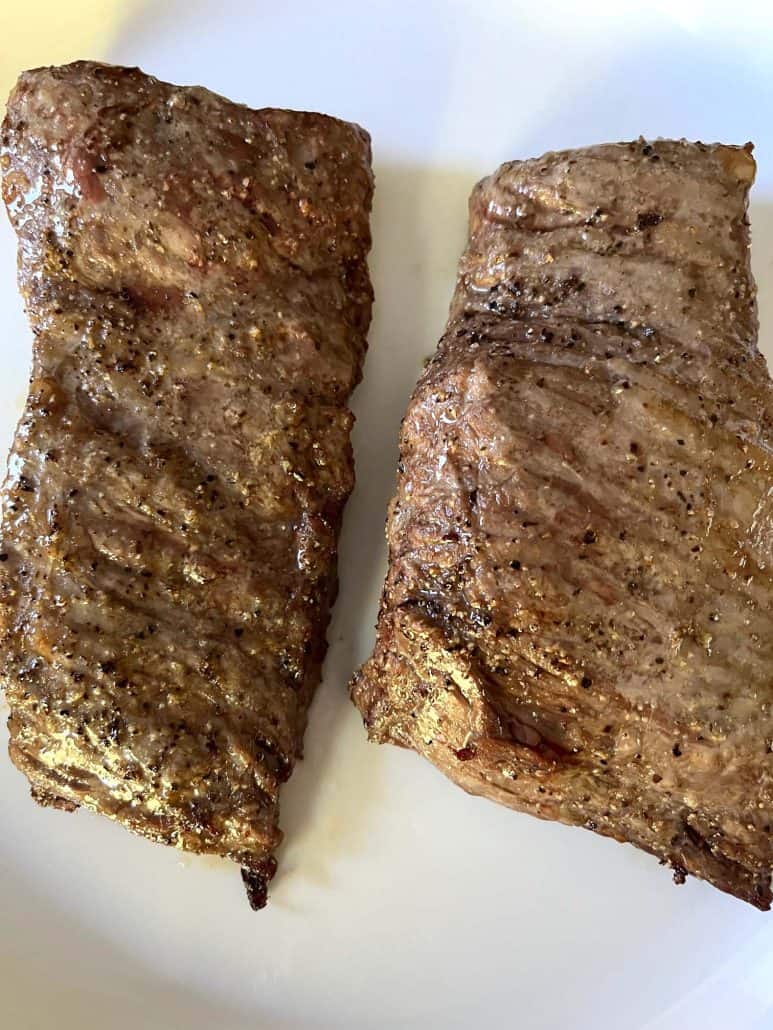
[352,139,773,909]
[0,62,373,907]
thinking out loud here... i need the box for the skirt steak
[0,62,373,907]
[352,140,773,909]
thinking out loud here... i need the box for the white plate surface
[2,3,773,1028]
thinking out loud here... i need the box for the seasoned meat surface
[352,140,773,909]
[1,62,373,906]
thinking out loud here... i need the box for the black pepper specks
[636,210,663,230]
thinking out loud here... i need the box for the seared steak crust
[353,140,773,909]
[1,62,373,905]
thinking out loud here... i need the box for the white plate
[2,3,773,1028]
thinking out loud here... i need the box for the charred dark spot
[255,736,292,783]
[582,530,597,545]
[241,857,278,911]
[581,675,593,689]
